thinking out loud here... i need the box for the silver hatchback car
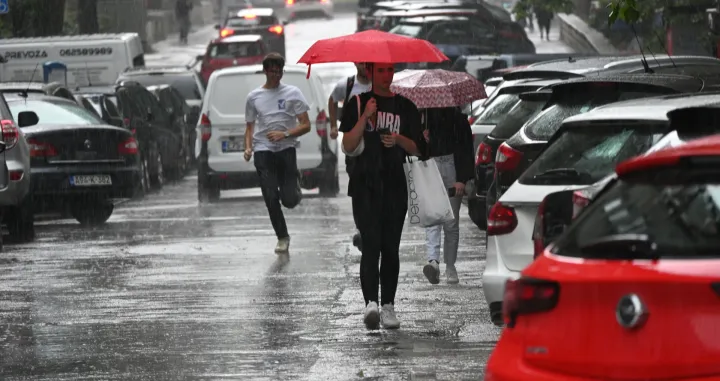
[0,94,34,244]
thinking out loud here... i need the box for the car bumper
[0,160,31,207]
[31,164,141,200]
[482,235,521,306]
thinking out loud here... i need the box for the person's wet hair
[263,53,285,70]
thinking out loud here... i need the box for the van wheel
[6,194,35,243]
[71,199,114,226]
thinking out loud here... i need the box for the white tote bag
[404,157,455,228]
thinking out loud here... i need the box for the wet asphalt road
[0,14,571,380]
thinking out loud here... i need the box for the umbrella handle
[305,64,312,79]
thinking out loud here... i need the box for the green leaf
[624,6,640,23]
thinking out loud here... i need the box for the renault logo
[84,139,92,150]
[616,294,648,329]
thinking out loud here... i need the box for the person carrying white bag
[414,107,474,285]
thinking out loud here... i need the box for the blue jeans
[425,154,462,266]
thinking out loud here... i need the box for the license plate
[69,175,112,186]
[222,140,244,152]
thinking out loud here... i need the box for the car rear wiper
[532,168,591,181]
[578,233,661,260]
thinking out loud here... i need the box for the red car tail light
[503,278,560,328]
[200,113,212,141]
[287,0,294,4]
[495,142,523,172]
[487,202,517,236]
[316,110,328,137]
[268,25,283,35]
[475,142,492,166]
[27,138,58,157]
[1,120,18,149]
[118,136,139,155]
[9,170,23,181]
[532,197,546,260]
[220,28,234,38]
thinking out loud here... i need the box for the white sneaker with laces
[363,302,380,330]
[423,260,440,284]
[381,304,401,329]
[275,237,290,254]
[446,265,459,284]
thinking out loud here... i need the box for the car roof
[545,73,705,93]
[0,82,52,91]
[233,8,274,17]
[5,94,76,104]
[380,8,477,16]
[213,34,263,43]
[121,66,194,75]
[616,133,720,176]
[562,92,720,125]
[400,14,473,23]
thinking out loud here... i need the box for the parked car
[0,93,33,243]
[486,134,720,380]
[116,65,205,126]
[198,35,269,85]
[215,8,287,58]
[285,0,334,20]
[6,94,141,225]
[0,81,76,101]
[146,84,194,174]
[197,64,338,202]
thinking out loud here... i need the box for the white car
[482,92,720,326]
[195,64,339,202]
[285,0,333,20]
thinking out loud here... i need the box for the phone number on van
[59,48,113,56]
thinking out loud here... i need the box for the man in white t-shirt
[327,62,371,252]
[244,53,311,254]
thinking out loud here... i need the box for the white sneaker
[275,237,290,254]
[381,304,401,329]
[446,265,459,284]
[363,302,380,330]
[423,260,440,284]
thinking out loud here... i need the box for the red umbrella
[297,30,449,78]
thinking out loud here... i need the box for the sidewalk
[145,24,217,67]
[525,19,573,53]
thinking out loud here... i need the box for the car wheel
[468,198,487,230]
[6,194,35,243]
[71,199,114,226]
[152,151,164,189]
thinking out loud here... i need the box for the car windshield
[226,15,275,27]
[210,42,263,59]
[9,99,104,126]
[488,99,545,139]
[524,87,677,141]
[389,24,422,37]
[554,178,720,258]
[519,123,667,186]
[474,93,521,125]
[118,74,202,100]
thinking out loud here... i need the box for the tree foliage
[0,0,67,37]
[512,0,574,19]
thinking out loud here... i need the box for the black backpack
[344,75,357,174]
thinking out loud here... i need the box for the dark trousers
[538,19,551,37]
[352,185,407,306]
[254,148,301,239]
[346,157,361,231]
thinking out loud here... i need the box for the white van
[0,33,144,88]
[196,64,339,202]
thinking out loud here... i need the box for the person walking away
[421,107,474,285]
[244,53,311,253]
[176,0,192,44]
[340,63,427,330]
[535,5,553,41]
[328,63,371,252]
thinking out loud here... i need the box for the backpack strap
[344,75,355,107]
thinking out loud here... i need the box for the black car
[80,92,126,129]
[215,8,287,57]
[491,74,718,210]
[358,0,495,31]
[6,94,141,226]
[116,65,205,126]
[115,81,187,184]
[146,84,194,171]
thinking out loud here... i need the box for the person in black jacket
[340,62,426,330]
[420,107,474,285]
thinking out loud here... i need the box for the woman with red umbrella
[340,62,427,330]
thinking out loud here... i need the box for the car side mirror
[17,111,39,128]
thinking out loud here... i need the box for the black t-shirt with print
[340,91,426,198]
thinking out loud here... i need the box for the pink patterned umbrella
[390,69,487,109]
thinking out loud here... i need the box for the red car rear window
[209,42,263,58]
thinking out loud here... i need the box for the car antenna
[630,24,654,74]
[21,63,40,100]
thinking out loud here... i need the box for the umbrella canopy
[297,30,449,77]
[390,69,487,109]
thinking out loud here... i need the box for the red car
[199,35,268,84]
[486,135,720,381]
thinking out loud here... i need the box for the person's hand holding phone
[380,130,396,147]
